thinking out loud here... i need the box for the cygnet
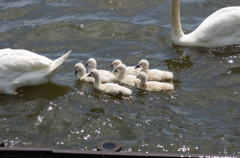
[113,64,140,86]
[87,69,132,96]
[75,63,94,83]
[75,63,112,83]
[135,59,173,81]
[137,72,174,91]
[111,59,140,75]
[86,58,116,81]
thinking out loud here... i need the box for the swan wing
[0,49,52,75]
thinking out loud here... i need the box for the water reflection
[166,45,194,72]
[0,82,73,105]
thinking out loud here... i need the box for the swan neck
[94,74,101,88]
[79,69,86,78]
[117,71,124,80]
[171,0,184,38]
[139,77,147,86]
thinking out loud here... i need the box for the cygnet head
[137,71,148,82]
[110,59,122,68]
[112,64,126,74]
[85,58,97,69]
[75,63,86,75]
[135,59,149,69]
[87,69,99,78]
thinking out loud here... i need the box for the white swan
[110,59,140,75]
[135,59,173,81]
[85,58,116,81]
[0,48,71,95]
[75,63,113,83]
[87,69,132,96]
[113,64,140,86]
[171,0,240,48]
[137,72,174,91]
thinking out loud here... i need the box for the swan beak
[135,65,140,69]
[74,70,78,75]
[112,69,118,73]
[110,64,113,67]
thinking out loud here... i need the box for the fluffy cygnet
[137,72,174,91]
[135,59,173,81]
[75,63,94,83]
[113,64,140,86]
[87,69,132,96]
[86,58,116,81]
[111,59,140,75]
[75,63,112,83]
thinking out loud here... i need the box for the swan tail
[50,50,71,71]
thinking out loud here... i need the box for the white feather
[136,59,173,81]
[137,72,174,91]
[75,63,112,83]
[111,59,140,76]
[86,58,116,81]
[0,48,71,95]
[171,0,240,47]
[88,69,132,96]
[113,64,140,86]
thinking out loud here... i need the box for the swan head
[136,71,148,82]
[75,63,86,75]
[85,58,97,69]
[110,59,122,68]
[112,64,126,73]
[135,59,149,69]
[87,69,99,78]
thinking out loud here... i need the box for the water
[0,0,240,155]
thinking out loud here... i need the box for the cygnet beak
[112,69,118,73]
[85,63,88,67]
[74,70,78,75]
[135,65,140,69]
[110,64,113,67]
[136,75,140,79]
[87,73,91,77]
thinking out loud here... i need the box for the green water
[0,0,240,155]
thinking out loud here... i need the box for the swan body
[171,0,240,48]
[87,69,132,96]
[135,59,173,81]
[111,59,140,75]
[86,58,116,82]
[137,72,174,91]
[75,63,112,83]
[0,48,71,95]
[113,64,140,86]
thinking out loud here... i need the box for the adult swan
[0,48,71,95]
[171,0,240,48]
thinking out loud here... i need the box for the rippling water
[0,0,240,155]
